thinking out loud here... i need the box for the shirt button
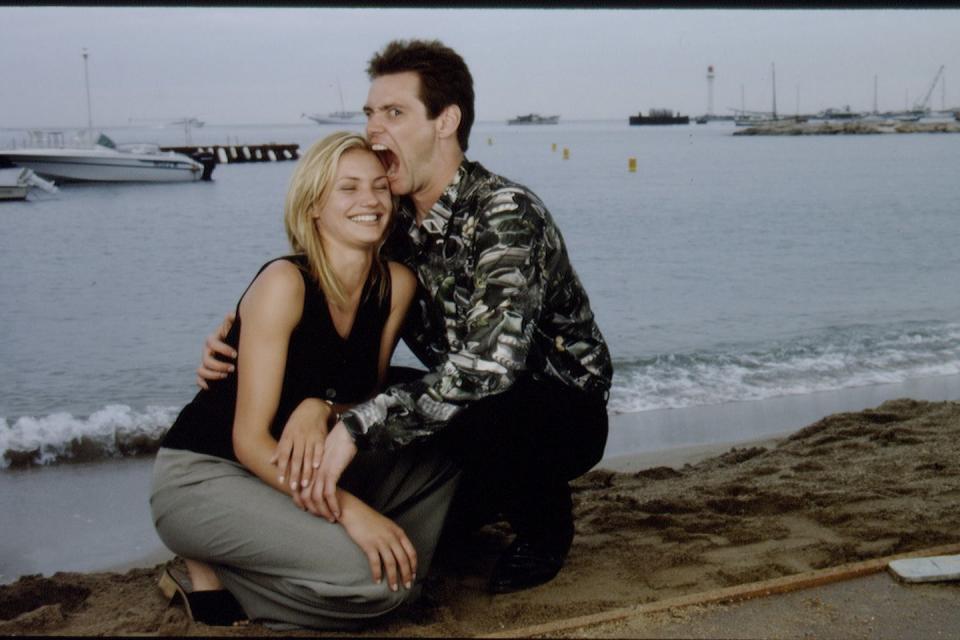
[325,388,337,399]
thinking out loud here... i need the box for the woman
[150,132,459,630]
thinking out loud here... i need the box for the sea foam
[0,404,177,469]
[608,322,960,415]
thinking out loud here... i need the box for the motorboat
[0,131,211,183]
[0,49,212,183]
[0,166,58,201]
[507,113,560,125]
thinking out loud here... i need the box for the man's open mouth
[371,144,399,178]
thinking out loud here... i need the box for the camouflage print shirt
[340,159,613,450]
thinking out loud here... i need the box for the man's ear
[436,104,462,140]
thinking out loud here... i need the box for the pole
[82,48,93,133]
[707,65,715,117]
[942,71,947,111]
[873,75,878,115]
[771,63,777,120]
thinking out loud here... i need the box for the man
[200,39,612,594]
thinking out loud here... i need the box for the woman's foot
[184,558,222,591]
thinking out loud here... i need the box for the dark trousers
[387,367,609,541]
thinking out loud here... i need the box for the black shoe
[488,531,573,594]
[158,565,249,627]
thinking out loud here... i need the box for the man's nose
[365,112,381,135]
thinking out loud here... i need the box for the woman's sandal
[158,564,249,627]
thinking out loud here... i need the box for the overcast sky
[2,6,958,128]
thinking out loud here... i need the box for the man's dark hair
[367,39,475,152]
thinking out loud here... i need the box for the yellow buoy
[552,143,557,152]
[562,147,570,160]
[488,137,493,145]
[628,157,637,172]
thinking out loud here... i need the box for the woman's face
[312,148,393,250]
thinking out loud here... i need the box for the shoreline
[2,374,958,586]
[2,395,960,635]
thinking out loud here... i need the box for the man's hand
[311,422,358,522]
[271,398,331,506]
[196,312,237,389]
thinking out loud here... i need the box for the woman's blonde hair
[284,131,391,306]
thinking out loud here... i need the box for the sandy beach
[3,397,960,636]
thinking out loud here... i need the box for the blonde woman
[150,132,459,630]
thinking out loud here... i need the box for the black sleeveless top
[161,254,391,462]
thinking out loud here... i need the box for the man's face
[364,71,439,197]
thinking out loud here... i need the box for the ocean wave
[3,322,959,468]
[0,404,177,469]
[607,321,960,414]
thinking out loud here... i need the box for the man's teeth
[371,144,388,151]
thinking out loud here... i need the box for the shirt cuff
[339,410,370,449]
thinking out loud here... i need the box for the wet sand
[3,396,960,636]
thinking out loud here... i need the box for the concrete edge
[478,542,960,638]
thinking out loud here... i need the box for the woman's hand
[196,312,237,389]
[338,492,418,592]
[271,398,331,503]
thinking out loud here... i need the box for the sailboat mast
[771,62,777,120]
[82,48,94,133]
[873,75,879,115]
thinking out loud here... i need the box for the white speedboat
[1,132,208,183]
[1,51,211,184]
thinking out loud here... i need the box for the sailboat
[303,79,365,126]
[732,63,781,126]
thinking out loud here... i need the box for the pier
[733,119,960,136]
[159,143,300,165]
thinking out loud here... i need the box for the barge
[629,109,690,125]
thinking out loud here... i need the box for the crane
[914,65,945,113]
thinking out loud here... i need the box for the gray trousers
[150,443,459,630]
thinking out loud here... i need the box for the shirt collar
[405,160,470,245]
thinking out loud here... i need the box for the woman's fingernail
[278,475,285,483]
[391,584,398,592]
[404,581,412,589]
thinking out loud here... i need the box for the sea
[2,119,959,582]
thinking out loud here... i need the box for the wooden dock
[159,143,300,165]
